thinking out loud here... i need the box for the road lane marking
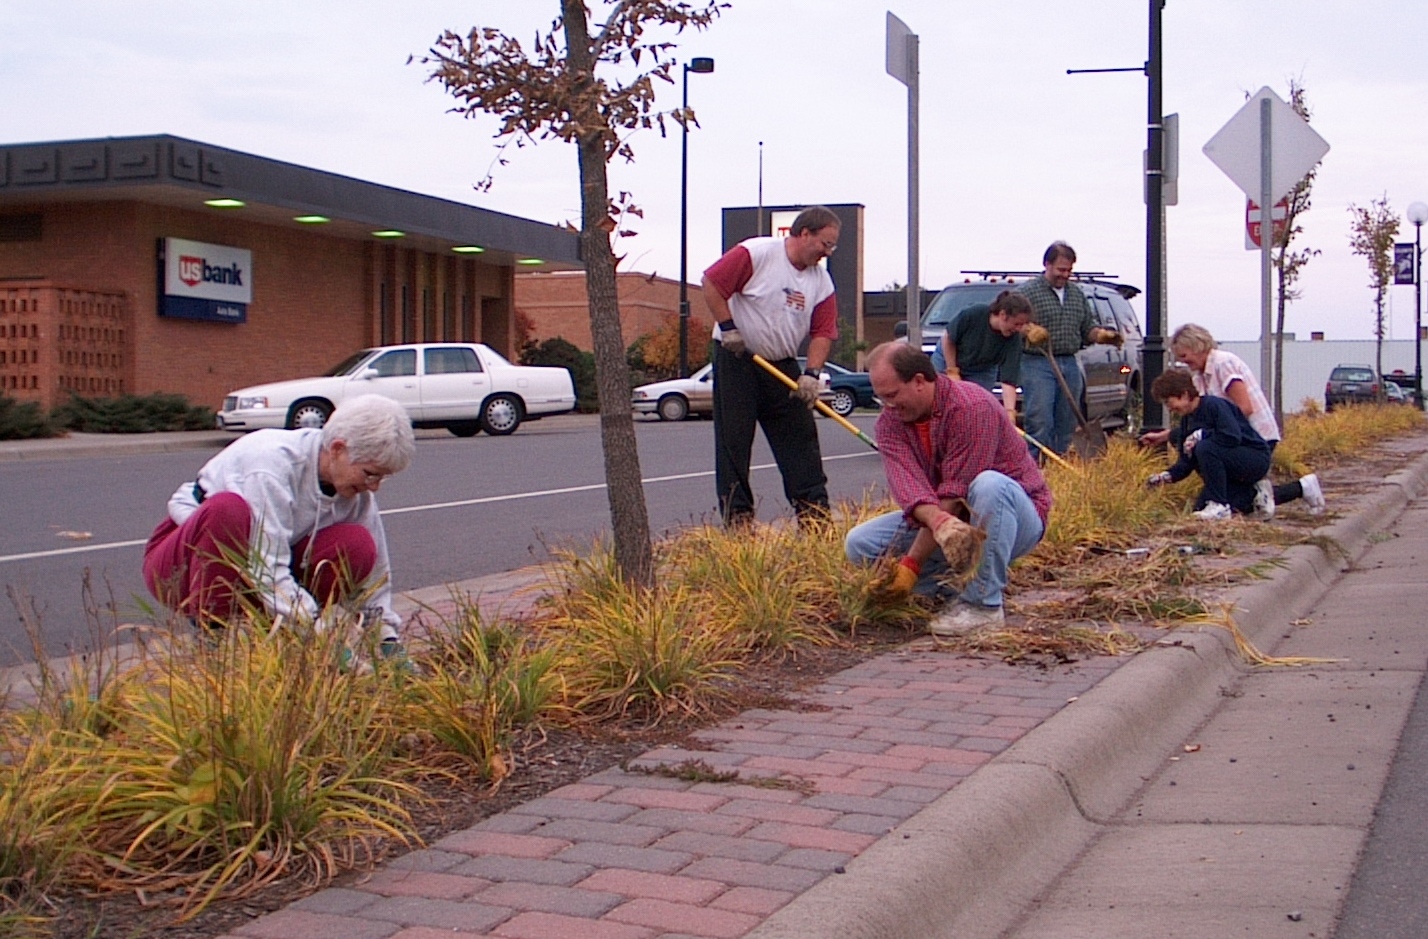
[0,451,879,563]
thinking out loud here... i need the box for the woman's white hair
[321,394,416,472]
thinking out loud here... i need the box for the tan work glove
[945,365,962,381]
[794,373,821,408]
[867,556,919,604]
[1090,327,1123,348]
[719,324,746,355]
[933,513,986,574]
[1023,323,1050,347]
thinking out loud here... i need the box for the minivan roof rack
[959,269,1117,279]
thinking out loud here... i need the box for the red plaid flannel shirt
[874,376,1052,526]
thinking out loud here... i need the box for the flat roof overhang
[0,134,582,271]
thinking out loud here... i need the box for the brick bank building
[0,134,582,411]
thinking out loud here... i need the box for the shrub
[52,392,215,433]
[0,393,58,440]
[522,338,598,413]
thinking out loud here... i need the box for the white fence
[1217,339,1425,412]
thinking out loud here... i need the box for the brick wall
[0,202,515,410]
[515,270,712,350]
[0,281,130,409]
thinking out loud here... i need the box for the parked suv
[1324,364,1380,410]
[894,275,1143,429]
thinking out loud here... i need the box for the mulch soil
[43,434,1426,939]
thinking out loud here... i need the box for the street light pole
[678,57,715,379]
[1408,201,1428,409]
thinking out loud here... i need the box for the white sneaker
[1300,473,1325,516]
[1194,502,1233,521]
[928,600,1005,636]
[1252,478,1276,520]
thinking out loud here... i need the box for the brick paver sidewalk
[223,632,1128,939]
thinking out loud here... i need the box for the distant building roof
[0,134,581,271]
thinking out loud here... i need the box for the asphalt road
[0,412,887,665]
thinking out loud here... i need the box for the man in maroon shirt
[845,343,1052,634]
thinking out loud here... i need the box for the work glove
[945,366,962,381]
[719,326,746,356]
[933,513,986,574]
[1090,327,1124,348]
[794,373,821,408]
[1146,471,1172,488]
[1183,428,1203,455]
[1023,323,1050,347]
[867,556,920,604]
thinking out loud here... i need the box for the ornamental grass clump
[14,612,418,921]
[537,549,741,722]
[664,522,840,656]
[1036,437,1191,558]
[402,598,560,777]
[1275,400,1425,476]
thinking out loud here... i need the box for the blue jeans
[1020,354,1083,457]
[844,470,1044,608]
[1190,438,1272,513]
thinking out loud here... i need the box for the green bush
[0,393,58,440]
[522,338,599,413]
[51,392,215,434]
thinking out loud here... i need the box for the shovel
[1040,347,1108,459]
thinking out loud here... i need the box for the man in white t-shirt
[701,206,841,524]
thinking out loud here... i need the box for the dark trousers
[712,345,829,524]
[1190,438,1272,514]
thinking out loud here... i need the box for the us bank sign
[160,237,251,323]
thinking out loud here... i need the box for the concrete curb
[0,431,232,462]
[748,446,1428,939]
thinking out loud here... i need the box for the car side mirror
[892,321,908,339]
[359,368,380,380]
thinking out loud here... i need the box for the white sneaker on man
[928,600,1004,636]
[1299,473,1325,515]
[1194,502,1233,521]
[1252,478,1276,521]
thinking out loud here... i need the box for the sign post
[886,11,920,348]
[1203,87,1329,407]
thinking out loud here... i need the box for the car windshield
[920,283,1007,328]
[324,350,378,377]
[1332,368,1374,382]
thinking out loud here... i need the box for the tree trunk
[562,0,655,587]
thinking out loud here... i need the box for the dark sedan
[822,362,879,417]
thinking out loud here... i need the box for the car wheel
[287,398,333,429]
[657,394,690,422]
[830,389,856,417]
[479,393,523,436]
[448,421,481,438]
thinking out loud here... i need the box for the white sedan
[217,343,577,436]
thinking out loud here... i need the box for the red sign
[1246,197,1290,249]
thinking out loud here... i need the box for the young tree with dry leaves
[1347,195,1401,394]
[423,0,726,587]
[1270,81,1321,425]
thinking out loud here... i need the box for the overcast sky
[5,1,1426,343]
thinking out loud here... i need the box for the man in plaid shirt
[845,343,1052,635]
[1016,241,1122,457]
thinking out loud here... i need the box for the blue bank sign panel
[160,237,251,323]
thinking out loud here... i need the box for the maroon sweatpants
[142,491,377,623]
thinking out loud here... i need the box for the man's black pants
[712,345,829,524]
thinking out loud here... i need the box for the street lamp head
[688,57,715,74]
[1408,201,1428,227]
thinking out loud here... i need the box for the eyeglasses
[361,468,391,486]
[820,239,839,255]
